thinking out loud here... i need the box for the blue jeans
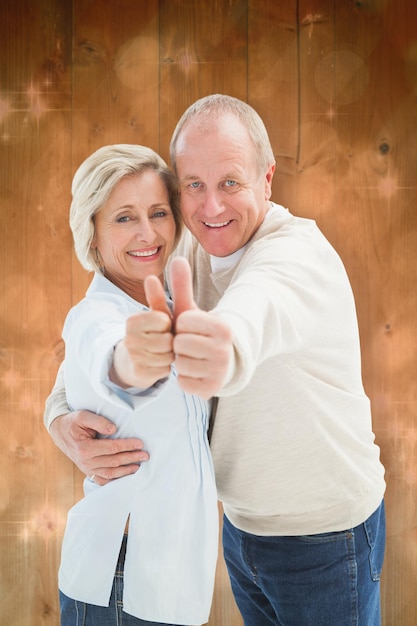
[223,500,385,626]
[59,536,185,626]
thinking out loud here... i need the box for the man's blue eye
[190,181,200,188]
[225,180,237,187]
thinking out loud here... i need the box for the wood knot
[15,446,30,458]
[43,604,53,615]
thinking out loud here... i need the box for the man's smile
[203,220,232,228]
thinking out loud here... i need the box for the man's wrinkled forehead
[176,112,253,155]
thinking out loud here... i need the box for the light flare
[378,175,398,198]
[0,97,11,123]
[20,506,66,541]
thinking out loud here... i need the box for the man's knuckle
[109,456,121,468]
[108,439,119,455]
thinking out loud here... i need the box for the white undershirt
[210,205,274,272]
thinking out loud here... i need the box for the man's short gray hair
[170,94,275,175]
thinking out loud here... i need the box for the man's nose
[202,190,224,217]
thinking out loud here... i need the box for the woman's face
[92,170,177,302]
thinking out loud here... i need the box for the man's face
[175,113,275,257]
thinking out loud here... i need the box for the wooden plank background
[1,0,416,624]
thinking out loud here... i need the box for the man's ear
[265,162,275,200]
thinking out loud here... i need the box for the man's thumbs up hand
[169,257,233,399]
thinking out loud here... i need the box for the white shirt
[58,274,218,625]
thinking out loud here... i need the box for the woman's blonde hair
[70,144,181,272]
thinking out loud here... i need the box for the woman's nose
[134,218,155,241]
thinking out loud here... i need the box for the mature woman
[58,144,218,626]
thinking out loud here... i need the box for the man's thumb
[170,256,196,320]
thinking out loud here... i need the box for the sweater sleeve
[43,361,69,430]
[210,220,359,397]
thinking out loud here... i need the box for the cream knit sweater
[169,203,385,535]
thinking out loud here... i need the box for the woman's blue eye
[117,215,130,223]
[189,181,201,188]
[152,211,167,218]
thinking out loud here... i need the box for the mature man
[45,94,386,625]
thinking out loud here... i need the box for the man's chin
[202,242,237,258]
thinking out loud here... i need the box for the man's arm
[44,363,149,485]
[44,361,70,430]
[49,410,148,486]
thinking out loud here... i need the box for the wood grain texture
[0,1,416,624]
[159,0,248,163]
[1,1,73,623]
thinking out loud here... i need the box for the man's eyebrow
[179,171,241,184]
[179,174,200,183]
[181,174,199,179]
